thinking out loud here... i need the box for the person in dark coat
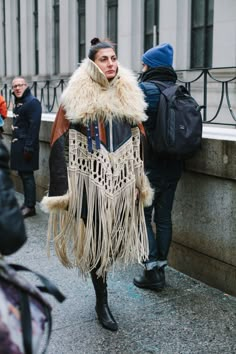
[0,139,27,254]
[133,43,184,290]
[10,77,42,218]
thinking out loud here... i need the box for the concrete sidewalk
[6,194,236,354]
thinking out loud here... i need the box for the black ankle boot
[133,266,165,290]
[91,270,118,332]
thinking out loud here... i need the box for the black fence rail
[1,67,236,126]
[176,67,236,126]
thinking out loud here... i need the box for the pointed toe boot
[96,302,118,332]
[91,269,118,332]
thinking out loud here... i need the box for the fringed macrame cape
[41,58,154,277]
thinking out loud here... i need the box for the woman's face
[94,48,118,80]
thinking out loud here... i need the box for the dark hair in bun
[88,37,116,61]
[90,37,100,46]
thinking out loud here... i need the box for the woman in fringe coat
[41,38,153,331]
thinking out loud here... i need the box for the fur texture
[61,58,147,124]
[139,173,155,207]
[40,194,69,213]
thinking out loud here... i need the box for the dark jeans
[144,169,180,270]
[18,171,36,208]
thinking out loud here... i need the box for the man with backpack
[133,43,184,290]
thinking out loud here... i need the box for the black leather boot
[91,270,118,332]
[133,266,165,290]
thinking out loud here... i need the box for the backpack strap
[9,263,66,302]
[150,80,174,92]
[20,290,32,354]
[19,289,53,354]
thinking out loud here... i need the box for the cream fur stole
[60,58,147,124]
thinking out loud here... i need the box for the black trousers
[18,171,36,208]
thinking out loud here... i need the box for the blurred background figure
[10,77,42,218]
[0,95,7,139]
[0,139,65,354]
[0,139,27,255]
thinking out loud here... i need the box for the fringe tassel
[46,128,149,277]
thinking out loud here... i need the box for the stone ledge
[203,125,236,141]
[169,241,236,296]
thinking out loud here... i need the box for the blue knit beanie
[142,43,173,68]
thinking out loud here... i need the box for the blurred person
[0,95,7,139]
[0,140,66,354]
[41,38,153,332]
[0,138,26,352]
[133,43,184,291]
[0,139,27,255]
[10,77,42,218]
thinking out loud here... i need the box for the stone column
[38,0,54,77]
[19,0,34,76]
[159,0,178,67]
[129,0,145,73]
[5,0,19,77]
[117,0,132,68]
[60,0,77,75]
[175,0,191,70]
[86,0,106,55]
[213,0,236,67]
[0,4,5,77]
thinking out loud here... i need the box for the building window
[17,0,21,75]
[191,0,214,68]
[53,0,60,74]
[77,0,86,62]
[2,0,7,75]
[144,0,159,52]
[107,0,118,45]
[33,0,39,75]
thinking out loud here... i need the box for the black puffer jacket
[0,141,27,255]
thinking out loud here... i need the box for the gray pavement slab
[5,193,236,354]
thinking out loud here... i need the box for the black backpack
[147,81,203,159]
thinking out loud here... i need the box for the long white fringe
[46,128,149,277]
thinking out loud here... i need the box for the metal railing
[176,67,236,126]
[1,67,236,126]
[0,78,68,114]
